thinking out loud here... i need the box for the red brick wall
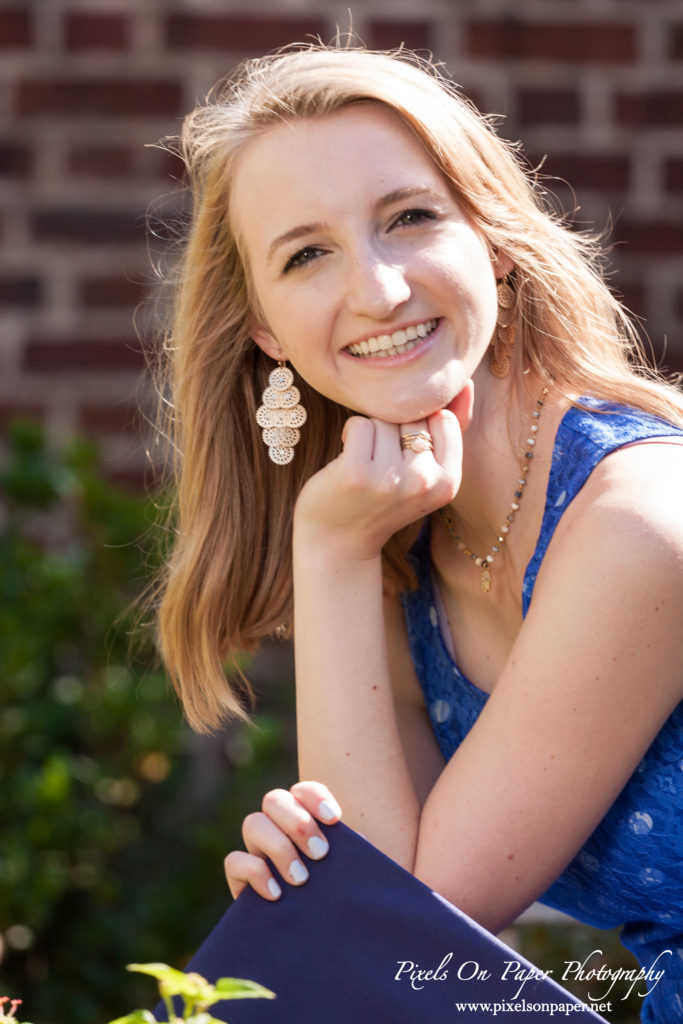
[2,1,682,481]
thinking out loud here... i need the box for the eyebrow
[265,186,445,265]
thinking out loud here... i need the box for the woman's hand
[223,781,342,901]
[294,383,473,563]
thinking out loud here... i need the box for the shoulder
[542,433,683,594]
[530,401,683,554]
[558,436,683,559]
[528,436,683,703]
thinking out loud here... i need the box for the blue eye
[283,246,322,272]
[393,208,436,227]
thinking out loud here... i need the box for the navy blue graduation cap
[156,821,607,1022]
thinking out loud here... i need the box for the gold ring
[400,431,433,454]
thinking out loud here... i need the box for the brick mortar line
[6,67,683,97]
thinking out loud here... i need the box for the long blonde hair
[153,43,682,732]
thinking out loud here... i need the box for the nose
[345,249,411,319]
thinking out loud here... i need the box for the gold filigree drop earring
[255,360,307,465]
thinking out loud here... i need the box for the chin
[343,375,465,425]
[377,390,457,425]
[389,405,440,425]
[348,397,429,424]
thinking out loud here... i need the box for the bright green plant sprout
[108,963,275,1024]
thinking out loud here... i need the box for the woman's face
[232,103,509,423]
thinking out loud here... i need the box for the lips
[346,318,439,359]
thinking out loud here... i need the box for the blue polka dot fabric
[401,398,683,1023]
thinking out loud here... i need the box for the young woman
[154,45,683,1022]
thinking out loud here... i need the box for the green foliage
[108,963,275,1024]
[0,422,297,1024]
[108,963,274,1024]
[515,923,642,1024]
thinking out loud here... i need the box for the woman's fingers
[446,379,475,432]
[298,402,465,558]
[342,415,438,470]
[223,848,283,902]
[288,780,343,824]
[244,810,313,886]
[398,419,432,461]
[223,784,342,902]
[258,784,340,861]
[429,408,464,484]
[396,410,463,496]
[350,413,462,513]
[340,407,464,494]
[341,415,376,461]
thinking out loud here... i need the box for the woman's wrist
[293,507,389,566]
[293,521,385,573]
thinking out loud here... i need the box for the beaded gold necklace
[438,384,550,593]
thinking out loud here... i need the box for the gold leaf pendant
[481,568,492,593]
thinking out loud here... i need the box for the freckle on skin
[372,685,378,690]
[507,853,515,860]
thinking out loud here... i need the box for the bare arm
[223,405,463,902]
[292,435,683,931]
[293,408,463,867]
[225,428,682,930]
[384,593,446,807]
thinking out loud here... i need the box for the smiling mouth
[346,318,439,359]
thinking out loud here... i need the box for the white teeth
[347,319,437,358]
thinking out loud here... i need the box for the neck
[451,368,521,541]
[439,367,560,593]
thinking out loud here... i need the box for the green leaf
[126,962,180,981]
[126,964,215,1001]
[106,1011,157,1024]
[214,977,276,1000]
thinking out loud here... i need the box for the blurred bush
[0,421,297,1024]
[515,923,642,1023]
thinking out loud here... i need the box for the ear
[250,322,286,361]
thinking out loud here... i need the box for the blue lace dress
[401,399,683,1023]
